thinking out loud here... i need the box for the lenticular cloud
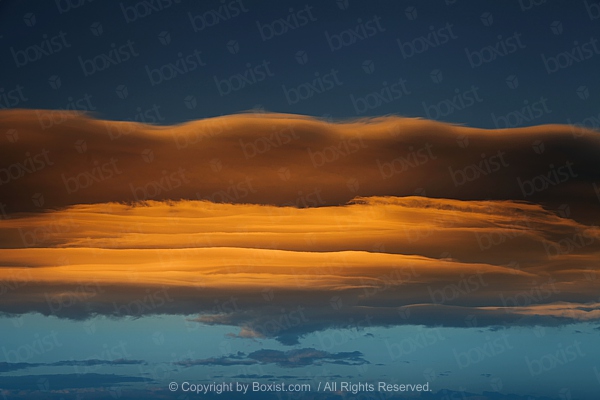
[0,110,599,343]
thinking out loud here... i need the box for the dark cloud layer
[0,373,147,390]
[0,359,145,374]
[1,110,599,223]
[0,361,32,373]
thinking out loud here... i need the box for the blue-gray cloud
[175,348,368,369]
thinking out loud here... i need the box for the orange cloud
[1,197,598,343]
[1,111,599,343]
[1,110,599,224]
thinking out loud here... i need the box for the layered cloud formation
[1,197,599,343]
[1,110,599,222]
[1,110,599,344]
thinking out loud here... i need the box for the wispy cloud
[0,361,36,373]
[0,359,145,374]
[0,373,147,390]
[174,352,255,367]
[175,348,368,368]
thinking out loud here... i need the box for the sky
[1,1,600,400]
[1,0,599,127]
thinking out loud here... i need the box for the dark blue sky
[1,0,599,127]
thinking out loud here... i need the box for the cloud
[0,373,147,390]
[175,348,368,369]
[0,110,599,225]
[0,359,145,374]
[174,352,255,367]
[247,348,368,367]
[0,196,599,343]
[1,111,599,344]
[48,358,146,367]
[0,362,38,373]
